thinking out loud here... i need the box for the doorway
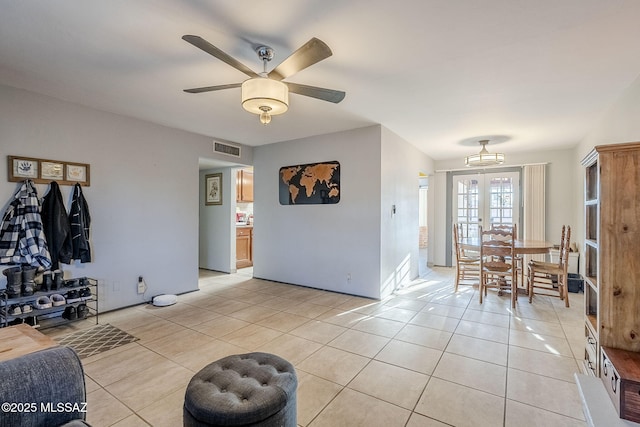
[447,169,521,265]
[418,175,428,276]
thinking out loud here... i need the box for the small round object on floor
[152,294,177,307]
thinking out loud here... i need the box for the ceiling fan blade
[268,38,333,81]
[182,35,259,78]
[184,83,242,94]
[286,82,345,103]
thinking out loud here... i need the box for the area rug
[57,324,138,359]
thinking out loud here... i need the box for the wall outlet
[347,273,352,284]
[113,281,120,291]
[137,276,147,294]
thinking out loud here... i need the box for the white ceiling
[2,1,640,160]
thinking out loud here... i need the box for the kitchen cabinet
[236,169,254,203]
[236,226,253,268]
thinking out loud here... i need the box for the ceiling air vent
[213,141,241,158]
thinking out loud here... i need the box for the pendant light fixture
[241,76,289,125]
[240,45,289,125]
[465,140,505,167]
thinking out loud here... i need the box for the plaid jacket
[0,180,52,268]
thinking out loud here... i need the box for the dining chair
[453,223,480,292]
[491,223,524,288]
[479,226,517,308]
[527,225,571,307]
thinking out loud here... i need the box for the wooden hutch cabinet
[581,142,640,420]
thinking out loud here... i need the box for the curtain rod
[435,162,549,173]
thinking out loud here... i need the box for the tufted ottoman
[183,352,297,427]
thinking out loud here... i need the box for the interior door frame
[445,167,522,266]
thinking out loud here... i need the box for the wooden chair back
[481,227,515,260]
[491,223,517,240]
[554,225,567,268]
[453,223,477,257]
[453,223,461,258]
[559,226,571,272]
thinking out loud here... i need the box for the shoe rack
[0,275,98,329]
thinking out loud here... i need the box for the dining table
[461,238,555,291]
[461,238,554,255]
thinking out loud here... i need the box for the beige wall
[573,74,640,275]
[0,84,251,311]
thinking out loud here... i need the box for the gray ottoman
[183,352,297,427]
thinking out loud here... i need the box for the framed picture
[279,161,340,205]
[205,173,223,205]
[66,163,88,183]
[9,156,38,179]
[7,155,91,186]
[41,161,64,180]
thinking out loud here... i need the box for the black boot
[21,266,37,296]
[3,267,22,298]
[42,271,53,292]
[52,270,64,290]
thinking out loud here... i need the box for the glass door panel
[453,171,520,237]
[486,173,519,232]
[454,175,482,240]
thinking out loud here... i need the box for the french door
[453,171,520,240]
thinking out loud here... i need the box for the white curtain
[523,164,546,262]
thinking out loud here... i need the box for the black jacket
[41,181,72,269]
[69,183,91,263]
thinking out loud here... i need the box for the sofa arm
[0,346,88,427]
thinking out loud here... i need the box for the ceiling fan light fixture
[241,77,289,123]
[465,140,505,167]
[259,106,272,125]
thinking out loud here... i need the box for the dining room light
[465,140,505,167]
[241,77,289,125]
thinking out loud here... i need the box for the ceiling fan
[182,35,346,124]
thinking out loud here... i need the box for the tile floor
[43,267,587,427]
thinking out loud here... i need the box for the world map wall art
[279,161,340,205]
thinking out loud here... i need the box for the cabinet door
[599,148,640,351]
[237,170,254,202]
[236,228,253,268]
[236,170,242,202]
[242,170,254,202]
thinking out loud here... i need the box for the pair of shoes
[79,287,91,298]
[9,304,35,315]
[65,278,79,288]
[66,290,81,303]
[63,305,77,320]
[77,304,89,319]
[34,294,64,309]
[9,304,22,316]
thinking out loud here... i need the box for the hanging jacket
[0,180,52,268]
[41,181,72,269]
[69,183,91,263]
